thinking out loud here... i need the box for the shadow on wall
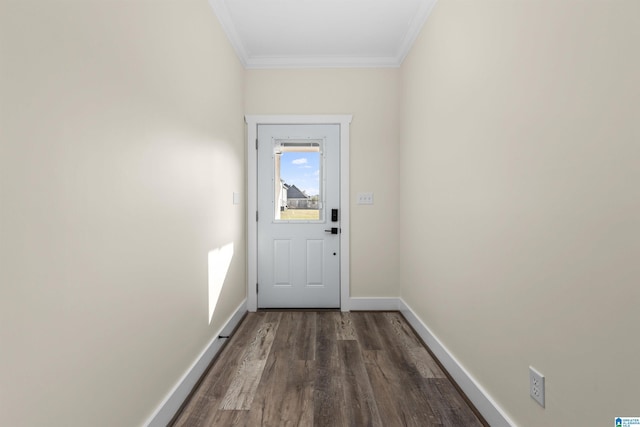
[208,243,234,324]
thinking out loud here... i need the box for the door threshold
[257,308,340,312]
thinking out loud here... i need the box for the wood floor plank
[361,349,404,426]
[384,312,446,378]
[352,312,384,350]
[253,358,316,427]
[243,319,279,361]
[374,313,433,378]
[338,340,384,426]
[247,316,316,427]
[384,311,424,347]
[370,313,445,425]
[313,312,348,427]
[294,311,317,360]
[244,347,279,426]
[219,318,279,410]
[288,311,316,360]
[207,409,248,427]
[267,312,316,361]
[335,312,357,340]
[421,378,485,426]
[219,360,267,410]
[364,347,442,426]
[265,311,292,356]
[287,360,316,426]
[409,345,446,379]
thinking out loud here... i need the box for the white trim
[207,0,249,67]
[338,121,351,312]
[144,300,247,427]
[395,0,439,65]
[245,115,352,312]
[244,56,401,70]
[348,297,400,311]
[398,298,517,427]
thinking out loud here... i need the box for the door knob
[324,228,339,234]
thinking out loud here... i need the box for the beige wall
[0,0,246,426]
[4,0,638,425]
[245,69,401,298]
[399,1,640,426]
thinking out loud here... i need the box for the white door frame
[245,115,352,312]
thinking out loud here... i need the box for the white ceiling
[208,0,438,69]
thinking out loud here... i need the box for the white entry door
[257,124,340,308]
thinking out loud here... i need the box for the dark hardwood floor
[171,311,487,427]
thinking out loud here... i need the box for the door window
[273,140,323,222]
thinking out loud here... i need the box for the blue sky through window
[280,152,320,197]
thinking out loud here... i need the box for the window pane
[274,142,322,221]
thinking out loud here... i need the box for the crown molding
[208,0,249,68]
[208,0,438,70]
[396,0,439,64]
[244,56,401,69]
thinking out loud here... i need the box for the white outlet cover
[529,366,545,408]
[233,192,241,205]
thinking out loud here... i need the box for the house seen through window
[274,142,322,221]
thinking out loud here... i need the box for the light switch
[357,192,374,205]
[233,192,241,205]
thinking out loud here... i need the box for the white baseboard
[398,298,516,427]
[348,297,400,311]
[144,299,247,427]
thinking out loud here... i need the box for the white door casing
[245,115,352,312]
[257,124,339,308]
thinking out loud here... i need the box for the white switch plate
[233,192,241,205]
[357,192,374,205]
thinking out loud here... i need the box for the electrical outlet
[357,192,374,205]
[529,366,545,408]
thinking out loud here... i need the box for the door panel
[257,124,340,308]
[306,240,324,286]
[273,240,292,286]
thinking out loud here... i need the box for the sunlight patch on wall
[208,242,234,324]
